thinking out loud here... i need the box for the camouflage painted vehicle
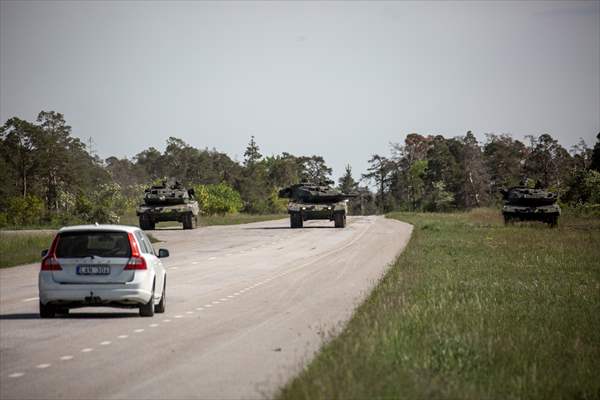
[278,180,356,228]
[500,186,560,227]
[136,180,199,230]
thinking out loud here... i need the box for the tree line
[1,111,599,226]
[362,131,600,213]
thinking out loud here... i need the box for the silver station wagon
[38,225,169,317]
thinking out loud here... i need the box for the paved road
[0,216,412,399]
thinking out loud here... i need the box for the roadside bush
[194,183,243,215]
[5,195,45,226]
[267,188,288,214]
[72,183,125,224]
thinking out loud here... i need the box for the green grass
[0,232,55,268]
[278,209,600,400]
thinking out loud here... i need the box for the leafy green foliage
[194,183,243,215]
[3,195,45,226]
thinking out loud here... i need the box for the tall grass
[0,232,55,268]
[278,209,600,400]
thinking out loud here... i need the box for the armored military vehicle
[500,186,560,227]
[279,180,356,228]
[136,179,199,230]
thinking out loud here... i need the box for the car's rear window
[55,231,131,258]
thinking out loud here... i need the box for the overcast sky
[1,1,599,181]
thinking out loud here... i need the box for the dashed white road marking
[36,363,51,369]
[22,297,39,302]
[219,298,228,301]
[195,307,204,311]
[192,261,199,265]
[118,335,128,339]
[186,311,194,314]
[149,323,159,327]
[227,295,234,298]
[81,348,93,353]
[60,355,73,361]
[134,329,144,333]
[212,301,220,304]
[100,341,111,346]
[204,304,212,308]
[170,267,178,270]
[233,292,240,296]
[162,319,171,322]
[175,315,183,318]
[208,257,217,260]
[8,372,24,378]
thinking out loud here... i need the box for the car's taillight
[125,256,147,270]
[125,232,146,270]
[41,235,62,271]
[41,257,62,271]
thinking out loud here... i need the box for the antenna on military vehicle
[95,222,99,227]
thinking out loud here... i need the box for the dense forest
[1,111,599,227]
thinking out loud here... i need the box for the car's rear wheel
[56,307,70,316]
[39,302,56,318]
[139,285,155,317]
[155,278,166,313]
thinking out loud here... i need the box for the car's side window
[142,232,156,255]
[134,231,151,254]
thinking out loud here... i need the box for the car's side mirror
[41,249,48,258]
[158,249,169,258]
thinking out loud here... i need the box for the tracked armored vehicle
[279,180,356,229]
[136,180,199,230]
[500,186,560,227]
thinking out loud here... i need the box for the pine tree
[244,136,262,167]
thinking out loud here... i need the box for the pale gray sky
[1,1,599,181]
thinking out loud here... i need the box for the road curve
[0,216,412,399]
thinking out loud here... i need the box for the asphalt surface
[0,216,412,399]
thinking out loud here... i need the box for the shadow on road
[243,226,336,230]
[0,312,138,320]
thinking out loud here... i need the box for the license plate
[77,265,111,275]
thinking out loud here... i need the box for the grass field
[278,209,600,400]
[0,232,55,268]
